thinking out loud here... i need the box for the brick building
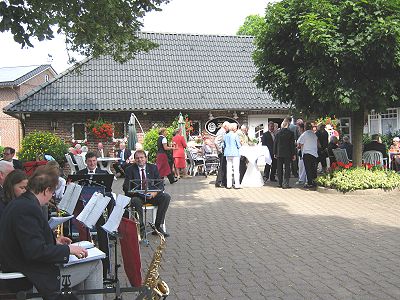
[4,33,290,154]
[0,65,56,150]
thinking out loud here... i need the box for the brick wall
[0,69,55,151]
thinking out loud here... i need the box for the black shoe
[282,185,291,189]
[215,183,222,187]
[152,227,170,238]
[277,184,282,188]
[270,178,277,182]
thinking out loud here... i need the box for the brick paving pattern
[109,175,400,300]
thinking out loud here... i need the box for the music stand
[128,178,164,246]
[68,174,114,192]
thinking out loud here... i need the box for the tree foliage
[0,0,170,63]
[237,14,266,36]
[253,0,400,164]
[254,0,400,114]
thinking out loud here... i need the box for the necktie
[141,168,147,190]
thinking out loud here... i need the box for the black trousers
[318,149,327,168]
[303,154,317,185]
[263,157,277,180]
[276,157,291,186]
[239,156,247,184]
[131,192,171,228]
[215,153,227,187]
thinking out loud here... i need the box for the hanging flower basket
[86,118,113,140]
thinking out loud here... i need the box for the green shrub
[143,127,174,163]
[316,167,400,193]
[0,146,4,157]
[18,131,68,165]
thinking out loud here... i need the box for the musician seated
[0,168,103,300]
[76,152,112,280]
[77,152,109,175]
[123,150,171,237]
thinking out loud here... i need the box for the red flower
[376,161,381,165]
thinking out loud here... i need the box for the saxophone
[143,226,170,299]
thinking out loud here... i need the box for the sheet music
[71,241,95,249]
[48,215,74,230]
[76,192,111,229]
[58,183,83,215]
[64,247,106,266]
[102,194,131,234]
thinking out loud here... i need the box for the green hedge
[316,167,400,192]
[18,131,68,165]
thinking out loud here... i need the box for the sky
[0,0,272,73]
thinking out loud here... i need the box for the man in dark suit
[363,134,388,161]
[76,151,111,279]
[2,147,23,170]
[77,151,109,175]
[123,150,170,237]
[316,124,329,173]
[273,120,296,189]
[0,169,101,299]
[261,121,277,182]
[113,142,132,177]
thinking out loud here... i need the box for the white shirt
[138,165,146,182]
[297,130,318,158]
[88,168,97,174]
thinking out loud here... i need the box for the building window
[191,121,201,136]
[113,122,126,140]
[381,108,397,134]
[72,123,86,142]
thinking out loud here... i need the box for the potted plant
[86,118,113,141]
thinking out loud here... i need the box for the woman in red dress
[172,128,187,178]
[156,128,177,184]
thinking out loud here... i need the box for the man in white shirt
[297,123,319,188]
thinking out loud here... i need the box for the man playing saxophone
[0,168,103,300]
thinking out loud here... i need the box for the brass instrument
[143,226,170,299]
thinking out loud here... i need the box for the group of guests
[214,121,251,189]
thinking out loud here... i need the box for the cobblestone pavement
[110,175,400,300]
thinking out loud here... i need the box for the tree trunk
[351,107,366,166]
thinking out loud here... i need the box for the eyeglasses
[3,152,11,156]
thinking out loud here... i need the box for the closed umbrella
[128,113,138,151]
[178,112,187,142]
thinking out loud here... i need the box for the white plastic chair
[142,204,166,231]
[186,149,206,177]
[332,148,352,165]
[65,153,78,174]
[74,155,87,171]
[362,150,387,166]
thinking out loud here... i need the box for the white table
[97,157,121,174]
[239,145,271,187]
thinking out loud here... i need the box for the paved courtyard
[111,175,400,300]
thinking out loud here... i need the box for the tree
[237,14,266,36]
[253,0,400,165]
[0,0,170,63]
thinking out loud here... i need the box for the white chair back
[65,153,77,174]
[362,150,384,166]
[74,155,87,170]
[332,148,351,165]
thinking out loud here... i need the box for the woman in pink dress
[172,128,187,178]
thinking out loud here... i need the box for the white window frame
[72,123,87,143]
[112,122,127,142]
